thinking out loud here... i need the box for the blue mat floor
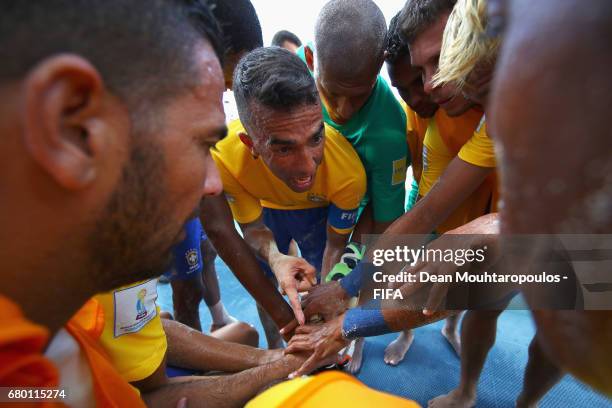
[157,257,611,408]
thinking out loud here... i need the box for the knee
[236,321,259,347]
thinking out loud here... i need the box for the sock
[208,301,237,326]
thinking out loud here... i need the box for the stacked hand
[284,314,348,378]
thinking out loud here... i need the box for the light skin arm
[200,195,295,332]
[320,225,350,281]
[240,215,317,325]
[142,354,310,408]
[162,318,281,373]
[384,157,492,236]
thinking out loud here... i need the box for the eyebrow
[268,123,325,146]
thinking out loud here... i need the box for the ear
[21,54,123,190]
[238,132,258,158]
[304,45,315,72]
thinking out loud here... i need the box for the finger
[285,285,305,325]
[296,279,314,292]
[280,319,299,335]
[294,324,315,335]
[284,340,313,355]
[298,260,318,286]
[176,397,188,408]
[423,284,449,315]
[399,281,426,298]
[290,352,322,378]
[287,333,308,345]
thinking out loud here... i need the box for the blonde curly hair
[433,0,500,89]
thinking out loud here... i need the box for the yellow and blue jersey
[212,120,366,234]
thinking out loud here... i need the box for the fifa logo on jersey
[340,212,356,221]
[186,249,199,267]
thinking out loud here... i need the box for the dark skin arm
[201,195,295,334]
[239,214,317,326]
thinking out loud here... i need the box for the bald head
[314,0,386,79]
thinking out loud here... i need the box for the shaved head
[314,0,387,78]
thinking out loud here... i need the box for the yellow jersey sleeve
[95,280,167,383]
[212,120,263,224]
[457,120,496,168]
[324,126,367,234]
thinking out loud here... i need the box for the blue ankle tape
[341,300,392,339]
[339,262,375,297]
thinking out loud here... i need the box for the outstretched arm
[142,354,309,408]
[162,318,281,373]
[201,195,295,331]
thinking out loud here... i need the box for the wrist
[341,300,392,340]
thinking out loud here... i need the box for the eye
[274,145,292,155]
[312,133,324,145]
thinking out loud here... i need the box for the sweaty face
[387,54,438,118]
[409,12,474,116]
[248,102,325,193]
[315,63,377,124]
[92,42,226,290]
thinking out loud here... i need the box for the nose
[422,70,435,95]
[335,97,354,120]
[296,148,318,176]
[202,157,223,197]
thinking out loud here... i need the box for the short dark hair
[399,0,457,43]
[385,12,409,63]
[209,0,263,55]
[315,0,387,78]
[233,47,319,127]
[0,0,223,109]
[271,30,303,48]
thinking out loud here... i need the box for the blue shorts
[260,207,328,280]
[164,217,207,281]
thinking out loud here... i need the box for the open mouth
[293,175,313,189]
[436,96,453,106]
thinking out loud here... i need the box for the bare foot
[441,325,461,356]
[428,389,476,408]
[384,330,414,366]
[346,338,365,374]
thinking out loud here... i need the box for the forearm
[321,229,349,280]
[163,317,267,372]
[142,354,306,408]
[242,224,283,266]
[341,301,451,339]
